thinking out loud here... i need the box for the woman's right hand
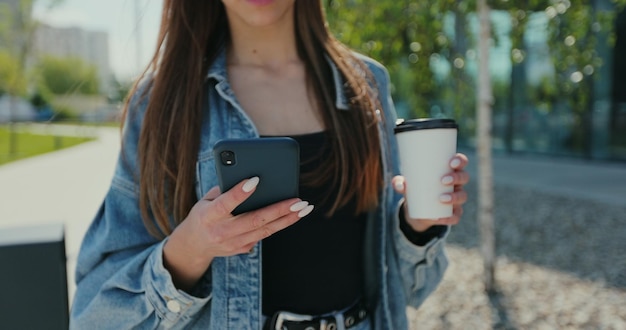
[163,176,313,291]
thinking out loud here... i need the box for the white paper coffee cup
[395,118,458,219]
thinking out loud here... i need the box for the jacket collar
[206,48,350,111]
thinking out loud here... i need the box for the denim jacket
[70,50,449,330]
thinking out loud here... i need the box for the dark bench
[0,223,69,329]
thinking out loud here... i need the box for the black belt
[263,300,369,330]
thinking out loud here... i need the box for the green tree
[36,56,100,95]
[326,0,625,153]
[326,1,477,119]
[0,0,65,94]
[0,51,25,96]
[0,0,33,97]
[0,0,63,155]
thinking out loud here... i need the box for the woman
[70,1,469,329]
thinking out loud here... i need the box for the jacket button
[167,300,181,313]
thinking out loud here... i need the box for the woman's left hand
[392,153,470,232]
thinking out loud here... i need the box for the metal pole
[477,0,496,292]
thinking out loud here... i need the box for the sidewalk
[1,131,624,307]
[412,150,626,329]
[463,149,626,207]
[0,127,120,303]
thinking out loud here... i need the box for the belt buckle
[273,310,313,330]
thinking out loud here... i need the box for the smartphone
[213,137,300,215]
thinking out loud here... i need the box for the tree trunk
[9,96,18,156]
[477,0,496,292]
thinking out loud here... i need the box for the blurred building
[32,24,112,95]
[422,1,626,162]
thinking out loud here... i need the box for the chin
[224,0,295,29]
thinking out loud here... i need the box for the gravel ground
[408,181,626,329]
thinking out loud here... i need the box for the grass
[63,121,122,128]
[0,125,94,165]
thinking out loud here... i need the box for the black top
[261,132,367,315]
[260,131,447,316]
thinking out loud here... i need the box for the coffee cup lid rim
[394,118,458,133]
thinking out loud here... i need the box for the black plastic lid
[394,118,458,133]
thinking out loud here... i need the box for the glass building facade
[393,3,626,162]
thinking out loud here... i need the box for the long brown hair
[124,0,383,238]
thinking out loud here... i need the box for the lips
[247,0,273,5]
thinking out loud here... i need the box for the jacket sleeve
[391,199,450,308]
[70,90,212,329]
[366,57,450,308]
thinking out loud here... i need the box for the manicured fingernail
[439,194,452,203]
[450,158,461,169]
[394,180,404,191]
[242,177,260,193]
[441,176,454,185]
[290,201,309,212]
[298,205,315,218]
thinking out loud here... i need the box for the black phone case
[213,137,300,215]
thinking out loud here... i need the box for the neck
[226,12,299,68]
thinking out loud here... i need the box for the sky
[33,0,163,81]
